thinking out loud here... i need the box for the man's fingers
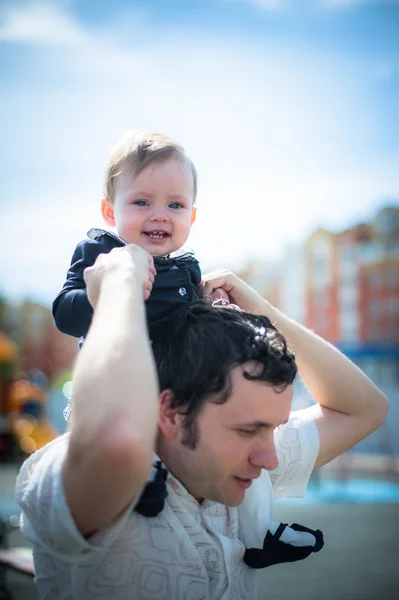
[84,245,156,308]
[146,253,156,271]
[83,265,94,284]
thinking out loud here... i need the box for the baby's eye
[134,200,148,207]
[169,202,183,209]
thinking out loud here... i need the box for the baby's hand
[84,245,156,308]
[201,269,263,313]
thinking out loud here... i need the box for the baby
[53,129,324,569]
[53,130,201,340]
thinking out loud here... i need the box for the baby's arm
[52,240,103,338]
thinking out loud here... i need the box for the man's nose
[249,441,278,472]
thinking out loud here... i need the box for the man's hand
[201,269,266,313]
[84,244,156,309]
[203,268,388,473]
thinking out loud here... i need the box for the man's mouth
[143,231,170,240]
[234,477,254,490]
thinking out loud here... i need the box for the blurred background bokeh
[0,0,398,598]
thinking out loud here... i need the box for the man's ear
[101,198,116,227]
[190,206,197,226]
[158,389,181,438]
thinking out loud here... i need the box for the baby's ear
[101,198,115,227]
[190,206,197,226]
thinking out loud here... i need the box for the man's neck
[157,446,204,504]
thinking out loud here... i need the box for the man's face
[102,157,195,256]
[164,364,293,507]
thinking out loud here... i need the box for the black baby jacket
[53,228,202,338]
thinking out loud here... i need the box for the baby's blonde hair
[104,131,198,203]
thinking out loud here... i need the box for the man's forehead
[221,367,294,423]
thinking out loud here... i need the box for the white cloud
[0,1,150,78]
[0,2,90,45]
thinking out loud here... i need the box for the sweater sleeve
[52,240,103,338]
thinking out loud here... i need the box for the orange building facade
[303,206,399,349]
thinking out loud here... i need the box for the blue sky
[1,0,398,304]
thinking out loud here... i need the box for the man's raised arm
[202,270,389,470]
[63,245,159,535]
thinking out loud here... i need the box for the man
[16,245,388,599]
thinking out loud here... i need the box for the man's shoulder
[277,409,317,436]
[270,409,319,498]
[273,409,319,457]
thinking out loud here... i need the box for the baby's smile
[143,230,171,241]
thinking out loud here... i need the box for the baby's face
[103,157,195,256]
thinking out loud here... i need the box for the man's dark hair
[150,301,297,449]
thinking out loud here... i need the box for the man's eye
[238,429,257,437]
[134,200,148,206]
[169,202,183,209]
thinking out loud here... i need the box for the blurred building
[303,206,398,387]
[278,244,306,324]
[3,300,77,382]
[238,205,399,392]
[359,206,399,345]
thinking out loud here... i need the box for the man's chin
[195,481,246,507]
[218,488,246,507]
[226,497,243,507]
